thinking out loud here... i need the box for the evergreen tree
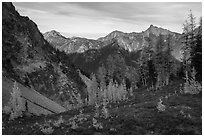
[191,17,202,81]
[88,73,98,105]
[121,79,127,100]
[182,10,197,74]
[153,34,166,88]
[97,65,107,102]
[97,65,106,88]
[106,54,126,84]
[148,60,157,87]
[125,66,139,89]
[106,55,115,81]
[137,39,154,87]
[112,81,117,103]
[107,79,114,101]
[164,34,174,85]
[137,47,149,86]
[153,34,174,88]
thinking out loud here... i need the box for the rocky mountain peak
[144,24,171,36]
[44,30,65,39]
[148,24,160,31]
[109,30,125,37]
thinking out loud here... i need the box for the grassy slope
[2,81,202,135]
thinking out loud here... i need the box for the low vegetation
[2,81,202,135]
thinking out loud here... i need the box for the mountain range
[44,24,183,60]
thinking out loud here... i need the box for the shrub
[36,120,54,135]
[102,98,109,119]
[53,115,64,127]
[70,120,78,129]
[157,98,166,112]
[94,102,100,118]
[129,87,133,97]
[2,106,11,115]
[40,126,54,135]
[92,117,103,130]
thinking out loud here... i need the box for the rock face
[143,24,175,36]
[98,25,183,60]
[43,30,104,53]
[2,2,85,110]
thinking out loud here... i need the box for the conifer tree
[97,65,107,103]
[106,54,126,84]
[125,66,139,89]
[191,17,202,81]
[164,34,173,85]
[137,40,153,87]
[137,47,149,86]
[182,10,197,74]
[121,79,127,100]
[8,81,25,120]
[88,73,98,105]
[153,34,166,88]
[115,81,120,102]
[112,81,117,103]
[107,79,114,101]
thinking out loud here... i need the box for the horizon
[13,2,202,39]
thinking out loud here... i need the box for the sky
[13,2,202,39]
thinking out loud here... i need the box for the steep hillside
[43,30,104,53]
[68,41,141,75]
[2,2,86,109]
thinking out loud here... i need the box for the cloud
[13,2,202,39]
